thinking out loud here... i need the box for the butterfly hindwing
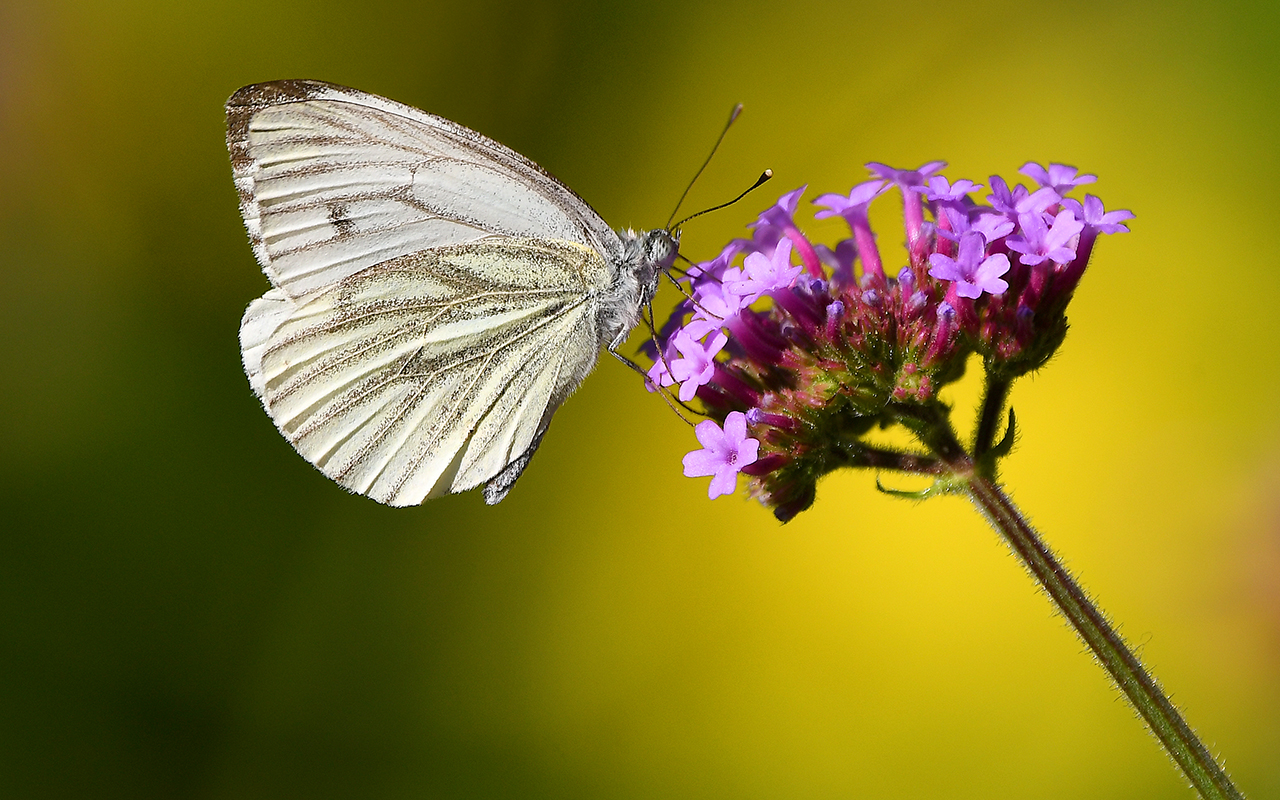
[240,238,609,506]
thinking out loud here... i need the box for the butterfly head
[618,227,680,276]
[611,227,681,323]
[642,228,680,272]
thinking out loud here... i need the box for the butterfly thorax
[599,228,678,350]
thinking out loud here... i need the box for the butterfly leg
[606,346,654,380]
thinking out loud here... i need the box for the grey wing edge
[482,424,551,504]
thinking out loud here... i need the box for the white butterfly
[229,80,678,506]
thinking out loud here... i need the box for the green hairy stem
[883,384,1246,800]
[963,476,1243,800]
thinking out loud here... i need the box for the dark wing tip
[226,79,353,112]
[225,80,354,170]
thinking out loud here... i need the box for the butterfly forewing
[228,80,621,300]
[241,238,609,506]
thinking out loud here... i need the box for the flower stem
[842,444,945,474]
[964,476,1245,800]
[973,371,1012,459]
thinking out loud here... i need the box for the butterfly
[228,80,678,506]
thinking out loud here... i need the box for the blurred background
[2,0,1278,797]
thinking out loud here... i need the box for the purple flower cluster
[650,161,1131,518]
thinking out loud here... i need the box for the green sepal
[874,474,965,500]
[975,408,1017,479]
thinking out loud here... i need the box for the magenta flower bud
[740,452,787,477]
[1015,305,1036,342]
[923,302,958,365]
[706,364,760,408]
[780,321,812,349]
[747,408,801,432]
[825,300,846,340]
[771,287,823,330]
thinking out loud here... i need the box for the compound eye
[647,231,678,268]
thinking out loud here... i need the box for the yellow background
[2,0,1277,797]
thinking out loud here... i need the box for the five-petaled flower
[669,329,728,402]
[727,238,803,303]
[1020,161,1097,196]
[1005,209,1085,266]
[1063,194,1135,234]
[682,412,760,499]
[928,232,1011,299]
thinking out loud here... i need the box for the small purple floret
[729,238,802,303]
[743,185,807,258]
[690,279,748,327]
[682,411,760,499]
[928,232,1011,298]
[813,180,886,219]
[669,329,728,402]
[1062,194,1135,234]
[866,161,947,188]
[815,239,857,286]
[910,175,983,204]
[970,212,1016,243]
[1006,209,1085,267]
[645,349,675,391]
[987,176,1059,218]
[1020,162,1097,196]
[750,185,806,228]
[687,240,745,281]
[939,207,1015,244]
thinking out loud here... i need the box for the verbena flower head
[651,162,1131,520]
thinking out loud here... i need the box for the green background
[3,0,1278,797]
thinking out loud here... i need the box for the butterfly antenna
[665,103,744,231]
[673,252,726,285]
[673,169,773,231]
